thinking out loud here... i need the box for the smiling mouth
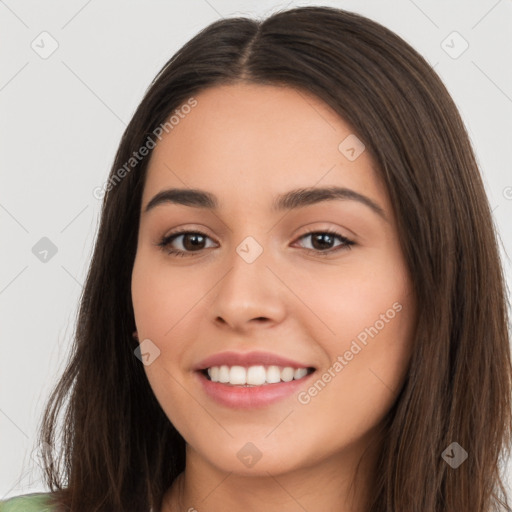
[200,365,316,387]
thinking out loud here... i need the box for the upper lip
[194,351,315,371]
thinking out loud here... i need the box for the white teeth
[229,365,246,385]
[266,365,281,384]
[218,365,230,383]
[209,366,220,382]
[281,367,294,382]
[294,368,308,379]
[206,364,312,386]
[247,365,266,385]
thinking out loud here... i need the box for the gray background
[1,0,511,499]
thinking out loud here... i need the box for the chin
[195,438,313,477]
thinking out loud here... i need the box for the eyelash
[156,227,354,258]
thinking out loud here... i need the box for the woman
[2,5,510,512]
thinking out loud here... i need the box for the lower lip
[196,370,316,409]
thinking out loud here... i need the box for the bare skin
[131,83,417,512]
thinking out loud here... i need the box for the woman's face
[131,83,416,478]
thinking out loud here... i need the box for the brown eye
[157,228,354,258]
[295,230,354,255]
[179,233,208,251]
[158,230,215,257]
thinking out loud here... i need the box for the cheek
[305,248,411,346]
[131,255,207,428]
[131,252,210,340]
[297,252,414,435]
[299,295,414,442]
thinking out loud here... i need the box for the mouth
[193,350,317,408]
[199,365,316,387]
[195,361,317,408]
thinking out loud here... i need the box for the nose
[208,242,287,333]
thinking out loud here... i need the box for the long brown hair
[38,6,512,511]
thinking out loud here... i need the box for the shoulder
[0,492,56,512]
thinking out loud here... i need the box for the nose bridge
[223,232,271,295]
[234,234,266,266]
[209,230,285,326]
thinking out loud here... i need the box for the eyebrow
[143,186,387,221]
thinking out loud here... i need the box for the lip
[195,368,316,409]
[194,350,314,371]
[193,350,317,409]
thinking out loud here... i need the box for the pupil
[184,234,204,251]
[312,233,333,250]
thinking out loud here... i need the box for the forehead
[142,83,386,212]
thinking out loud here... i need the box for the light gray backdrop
[1,0,511,500]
